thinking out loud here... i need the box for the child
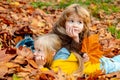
[34,33,84,77]
[51,3,120,75]
[52,4,90,54]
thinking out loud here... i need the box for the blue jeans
[16,35,35,52]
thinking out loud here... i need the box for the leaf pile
[90,10,120,57]
[0,47,57,80]
[0,0,55,48]
[0,0,120,80]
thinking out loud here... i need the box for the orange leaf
[82,34,104,63]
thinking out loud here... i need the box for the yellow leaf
[0,41,2,50]
[10,2,20,6]
[38,22,45,27]
[12,74,21,80]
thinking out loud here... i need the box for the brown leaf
[0,62,8,78]
[37,71,55,80]
[26,59,38,69]
[13,36,23,45]
[0,49,16,62]
[14,26,33,36]
[12,55,25,64]
[20,64,35,72]
[6,47,16,54]
[16,47,34,59]
[16,72,30,77]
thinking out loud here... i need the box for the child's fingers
[66,26,72,37]
[68,26,75,37]
[35,57,46,66]
[73,28,79,37]
[36,56,45,60]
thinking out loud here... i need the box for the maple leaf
[82,34,104,63]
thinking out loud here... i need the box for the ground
[0,0,120,80]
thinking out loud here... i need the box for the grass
[108,25,120,39]
[31,0,120,16]
[31,0,120,39]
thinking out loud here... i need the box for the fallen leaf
[0,49,16,62]
[5,62,19,68]
[26,59,38,69]
[12,74,21,80]
[0,63,8,78]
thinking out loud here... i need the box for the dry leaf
[0,63,8,78]
[26,59,38,69]
[17,72,30,77]
[5,62,19,68]
[12,55,25,64]
[0,49,16,62]
[82,34,104,63]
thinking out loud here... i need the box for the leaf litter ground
[0,0,120,80]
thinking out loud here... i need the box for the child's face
[34,43,46,66]
[65,13,84,34]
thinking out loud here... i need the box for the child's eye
[78,21,82,24]
[38,49,41,52]
[69,20,74,23]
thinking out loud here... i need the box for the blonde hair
[34,33,61,66]
[73,52,84,77]
[34,33,84,77]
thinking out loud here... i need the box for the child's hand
[34,52,46,67]
[83,53,89,62]
[66,26,79,42]
[66,26,79,38]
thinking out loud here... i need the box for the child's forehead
[66,13,83,20]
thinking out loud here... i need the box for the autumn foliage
[0,0,120,80]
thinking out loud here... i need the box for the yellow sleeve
[50,53,79,74]
[84,61,101,75]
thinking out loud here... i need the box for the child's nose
[73,22,79,27]
[73,25,78,28]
